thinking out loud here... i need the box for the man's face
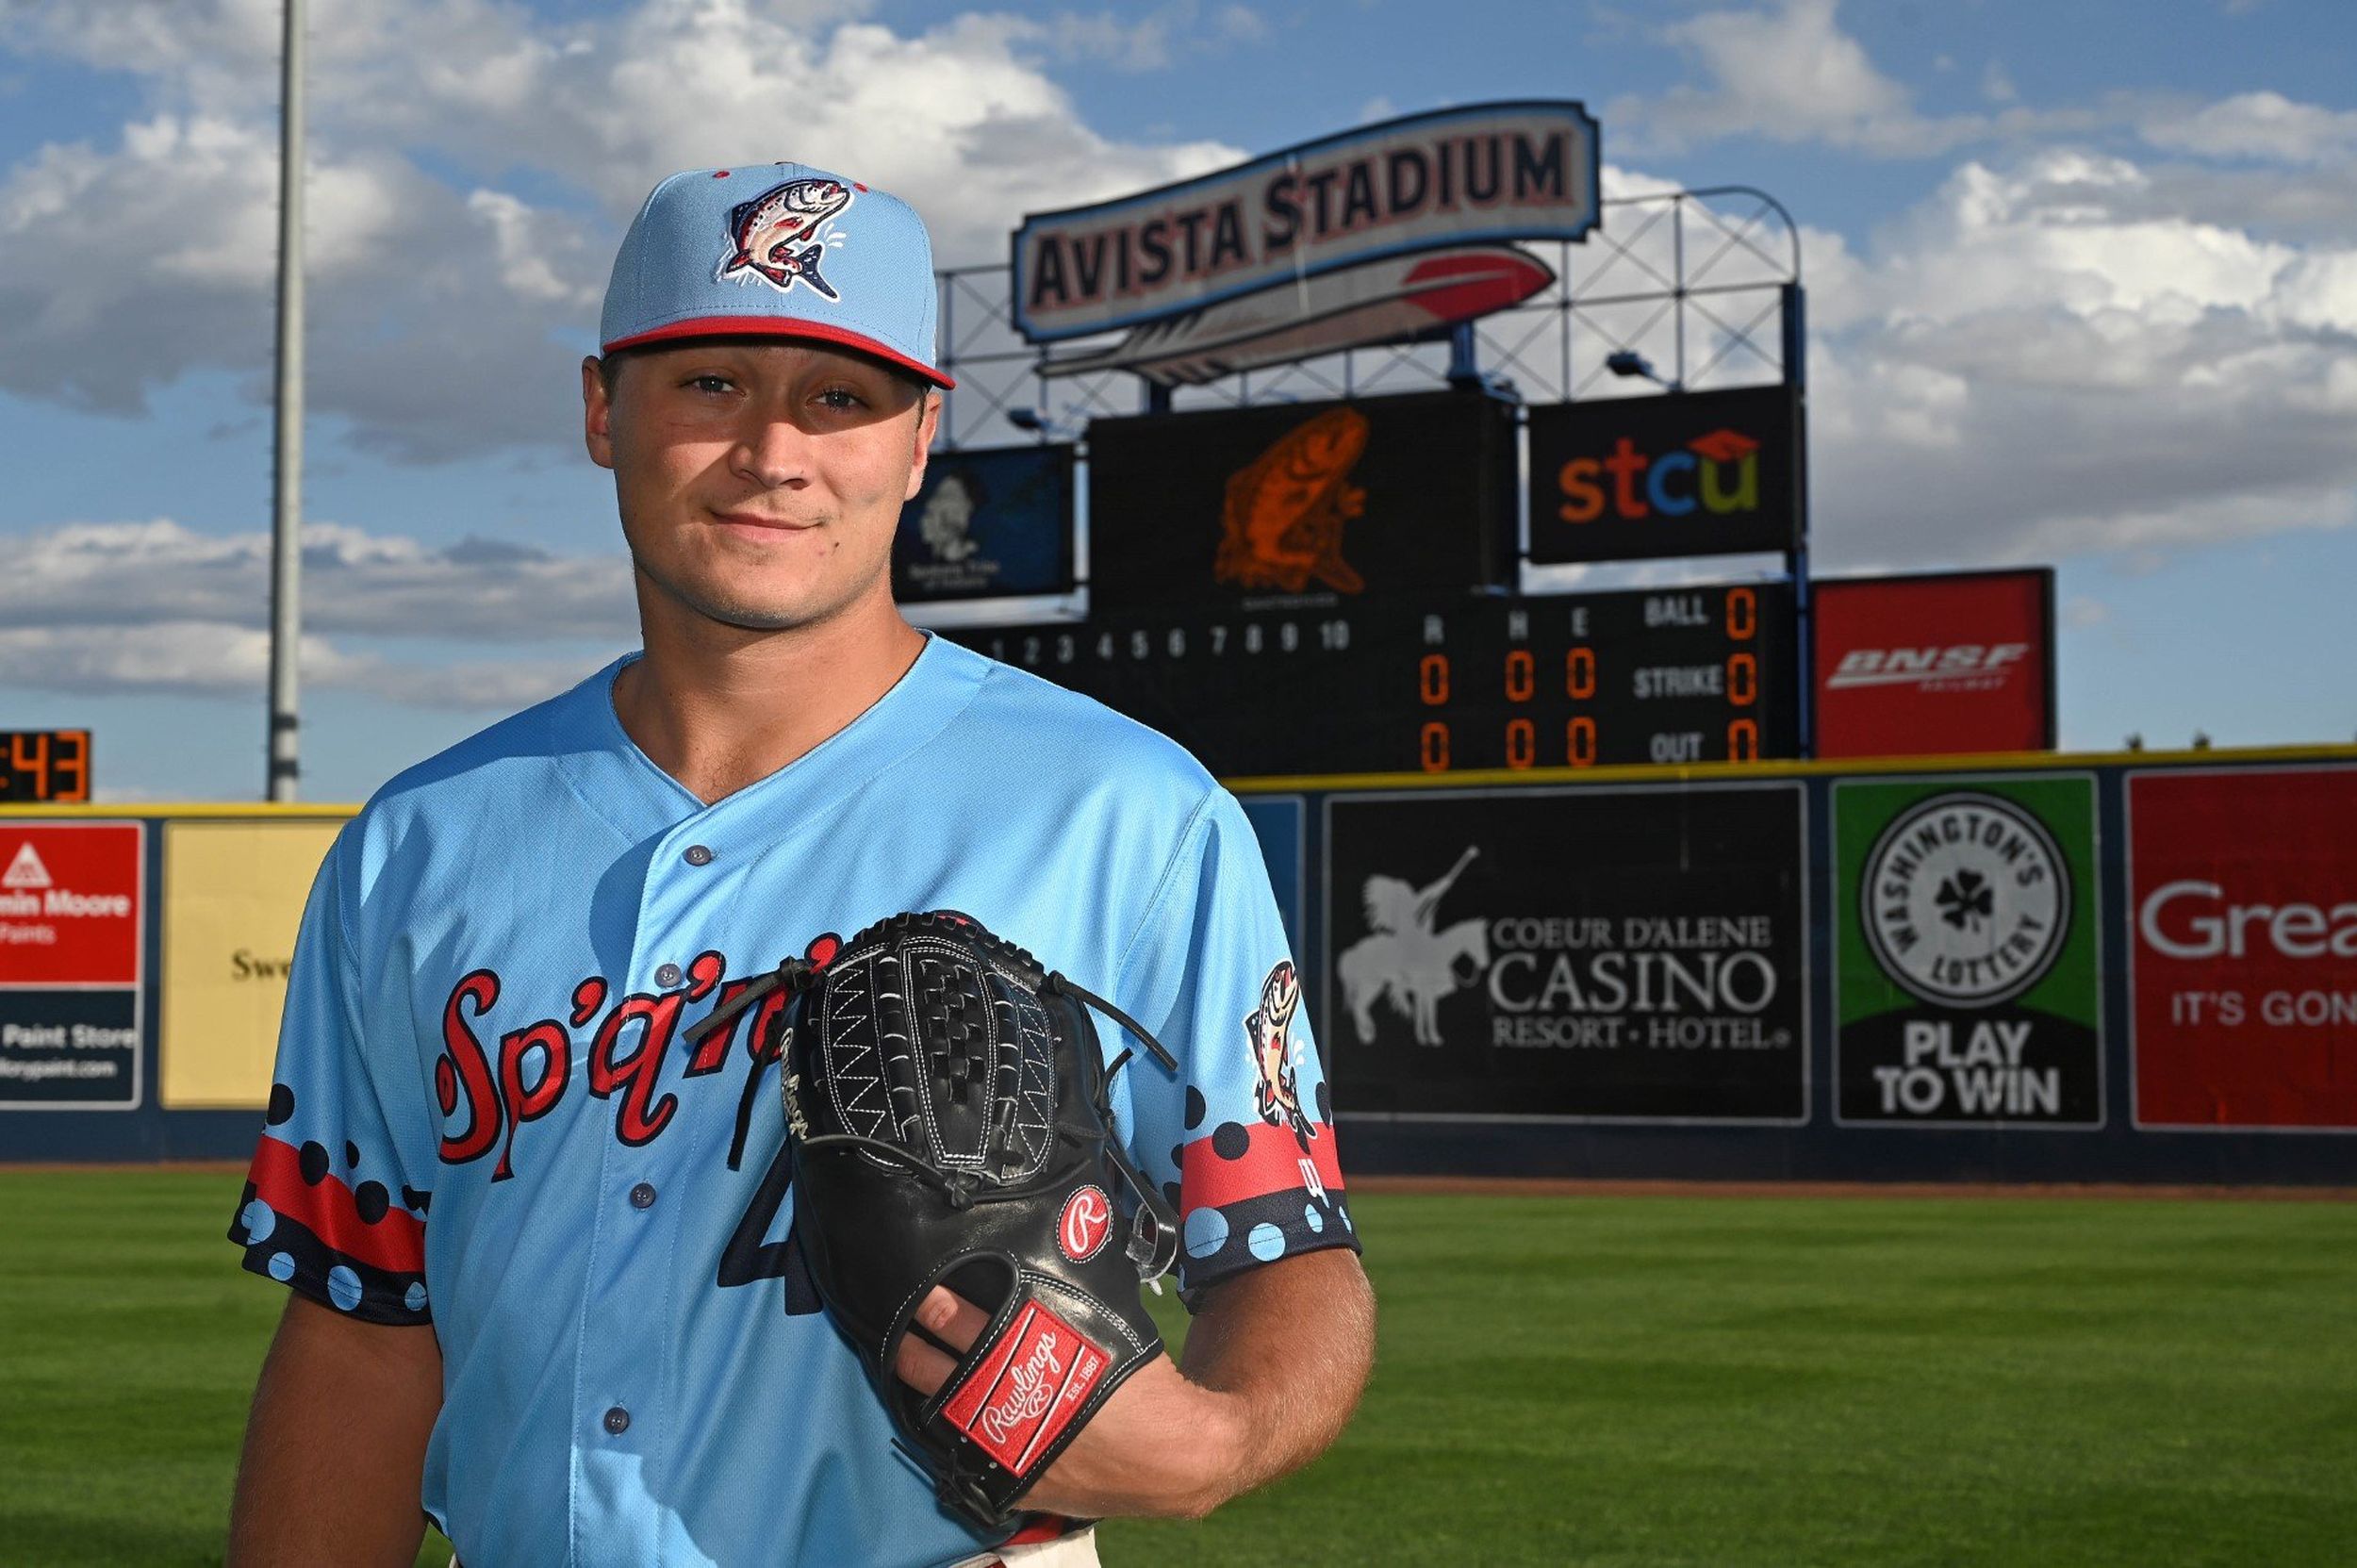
[582,339,937,634]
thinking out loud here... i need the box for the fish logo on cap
[717,175,857,300]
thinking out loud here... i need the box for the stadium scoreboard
[950,583,1794,777]
[0,730,91,802]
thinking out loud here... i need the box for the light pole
[265,0,305,801]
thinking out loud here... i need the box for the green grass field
[4,1171,2352,1567]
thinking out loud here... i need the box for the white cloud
[0,516,632,706]
[1212,6,1268,42]
[0,621,605,709]
[1038,10,1175,72]
[0,518,633,640]
[2140,91,2357,166]
[1025,3,1268,73]
[0,0,1243,459]
[1802,148,2357,569]
[1618,0,1994,157]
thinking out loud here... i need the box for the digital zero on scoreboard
[950,582,1794,777]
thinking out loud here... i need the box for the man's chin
[674,587,830,634]
[632,556,878,637]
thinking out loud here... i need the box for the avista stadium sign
[1011,102,1598,362]
[1526,383,1801,564]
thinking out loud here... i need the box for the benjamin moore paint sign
[1013,101,1598,343]
[1324,783,1806,1123]
[1833,777,2102,1126]
[160,819,340,1109]
[891,445,1076,602]
[0,821,144,1109]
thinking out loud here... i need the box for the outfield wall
[5,748,2353,1182]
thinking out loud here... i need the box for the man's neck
[614,595,929,806]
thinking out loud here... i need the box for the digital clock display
[0,729,92,802]
[948,584,1794,778]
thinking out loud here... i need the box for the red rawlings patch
[938,1300,1109,1476]
[1057,1185,1113,1263]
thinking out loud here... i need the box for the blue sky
[2,0,2353,801]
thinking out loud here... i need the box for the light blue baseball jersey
[227,632,1357,1568]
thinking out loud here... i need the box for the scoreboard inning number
[954,584,1793,777]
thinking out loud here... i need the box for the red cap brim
[601,316,955,388]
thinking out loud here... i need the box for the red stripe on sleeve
[246,1135,426,1275]
[1179,1120,1346,1213]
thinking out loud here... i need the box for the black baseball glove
[736,910,1183,1533]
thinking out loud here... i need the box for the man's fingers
[891,1286,994,1395]
[894,1332,958,1396]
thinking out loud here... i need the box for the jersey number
[718,1105,822,1313]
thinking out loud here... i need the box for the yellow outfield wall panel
[160,819,341,1109]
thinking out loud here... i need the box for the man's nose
[731,416,813,489]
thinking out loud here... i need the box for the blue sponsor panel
[892,445,1075,602]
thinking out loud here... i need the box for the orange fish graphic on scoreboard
[1213,407,1370,594]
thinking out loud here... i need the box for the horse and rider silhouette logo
[1337,845,1488,1048]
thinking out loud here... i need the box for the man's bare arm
[227,1294,443,1567]
[897,1245,1376,1518]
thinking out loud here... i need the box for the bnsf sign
[1827,643,2030,690]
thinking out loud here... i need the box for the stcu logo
[1058,1185,1113,1262]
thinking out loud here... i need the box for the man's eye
[816,388,866,410]
[685,374,734,394]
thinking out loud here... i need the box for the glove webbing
[788,969,1182,1283]
[686,954,1184,1279]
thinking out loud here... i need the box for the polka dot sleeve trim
[227,1131,432,1325]
[1171,1118,1360,1299]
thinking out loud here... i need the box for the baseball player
[224,162,1375,1567]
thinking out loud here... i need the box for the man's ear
[583,356,616,471]
[904,390,942,501]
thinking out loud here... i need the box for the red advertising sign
[1813,569,2053,758]
[0,823,142,985]
[2129,767,2357,1129]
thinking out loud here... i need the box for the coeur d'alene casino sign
[1011,103,1599,371]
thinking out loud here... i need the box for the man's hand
[893,1246,1375,1521]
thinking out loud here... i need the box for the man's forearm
[1179,1246,1376,1506]
[228,1295,444,1567]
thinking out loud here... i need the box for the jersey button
[654,963,684,988]
[684,844,715,867]
[602,1405,631,1435]
[630,1182,657,1210]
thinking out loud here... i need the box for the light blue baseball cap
[600,162,953,388]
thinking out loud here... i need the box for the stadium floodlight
[1605,349,1679,391]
